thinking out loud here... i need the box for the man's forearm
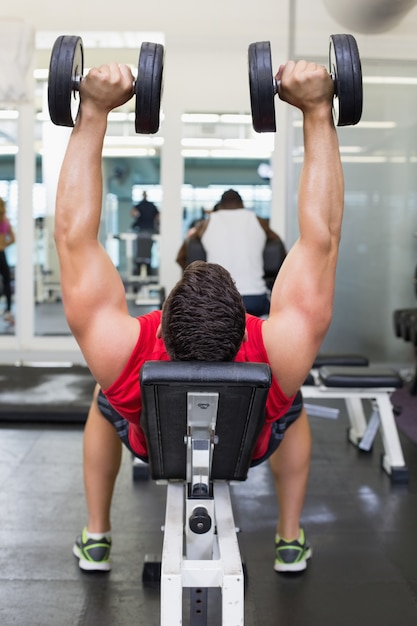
[298,111,344,249]
[55,111,108,248]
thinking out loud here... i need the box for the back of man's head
[220,189,244,210]
[161,261,246,361]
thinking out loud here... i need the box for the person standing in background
[176,189,286,317]
[130,191,160,234]
[0,198,15,324]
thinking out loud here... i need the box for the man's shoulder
[137,310,162,344]
[241,315,268,359]
[133,310,166,360]
[139,309,162,329]
[245,313,264,334]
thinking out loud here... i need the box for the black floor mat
[0,364,95,423]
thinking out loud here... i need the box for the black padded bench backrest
[313,353,369,368]
[140,361,271,481]
[318,365,403,389]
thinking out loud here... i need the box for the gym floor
[1,394,417,625]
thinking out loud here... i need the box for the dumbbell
[248,34,363,133]
[47,35,164,134]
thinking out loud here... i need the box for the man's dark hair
[220,189,243,207]
[161,261,246,361]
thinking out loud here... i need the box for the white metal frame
[155,387,245,625]
[302,383,408,481]
[160,481,244,626]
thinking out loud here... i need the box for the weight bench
[139,360,271,626]
[302,364,408,483]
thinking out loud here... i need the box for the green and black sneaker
[274,528,312,573]
[73,527,112,572]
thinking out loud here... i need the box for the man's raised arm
[54,64,140,388]
[263,60,344,397]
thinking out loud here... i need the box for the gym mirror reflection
[32,108,273,337]
[181,112,274,239]
[0,116,17,336]
[30,32,165,336]
[286,62,417,362]
[33,155,163,336]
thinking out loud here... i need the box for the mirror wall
[181,112,274,248]
[0,114,17,335]
[0,79,274,338]
[287,60,417,363]
[1,41,417,367]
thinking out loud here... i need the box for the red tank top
[103,310,294,460]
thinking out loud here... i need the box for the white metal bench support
[160,481,244,626]
[301,385,409,483]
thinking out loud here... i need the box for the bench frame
[139,360,271,625]
[302,365,408,483]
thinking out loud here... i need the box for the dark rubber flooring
[1,391,417,624]
[0,364,95,423]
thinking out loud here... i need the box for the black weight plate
[135,42,164,134]
[329,34,362,127]
[248,41,276,133]
[48,35,83,127]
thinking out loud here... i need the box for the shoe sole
[274,547,312,573]
[73,543,111,572]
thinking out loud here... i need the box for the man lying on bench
[54,58,343,574]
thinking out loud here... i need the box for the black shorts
[249,389,304,466]
[97,390,149,462]
[97,388,304,467]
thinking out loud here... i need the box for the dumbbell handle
[273,72,336,96]
[71,74,136,92]
[72,76,82,90]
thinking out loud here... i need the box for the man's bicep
[59,241,128,333]
[263,309,324,397]
[60,264,140,389]
[74,312,140,390]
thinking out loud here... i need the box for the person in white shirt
[176,189,286,316]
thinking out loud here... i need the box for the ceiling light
[293,120,396,129]
[364,76,417,86]
[181,149,211,157]
[181,138,223,148]
[0,111,18,120]
[182,114,220,124]
[0,146,18,155]
[102,147,156,157]
[219,114,252,124]
[104,136,163,147]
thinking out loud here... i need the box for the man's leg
[73,385,123,571]
[82,384,123,533]
[269,406,312,571]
